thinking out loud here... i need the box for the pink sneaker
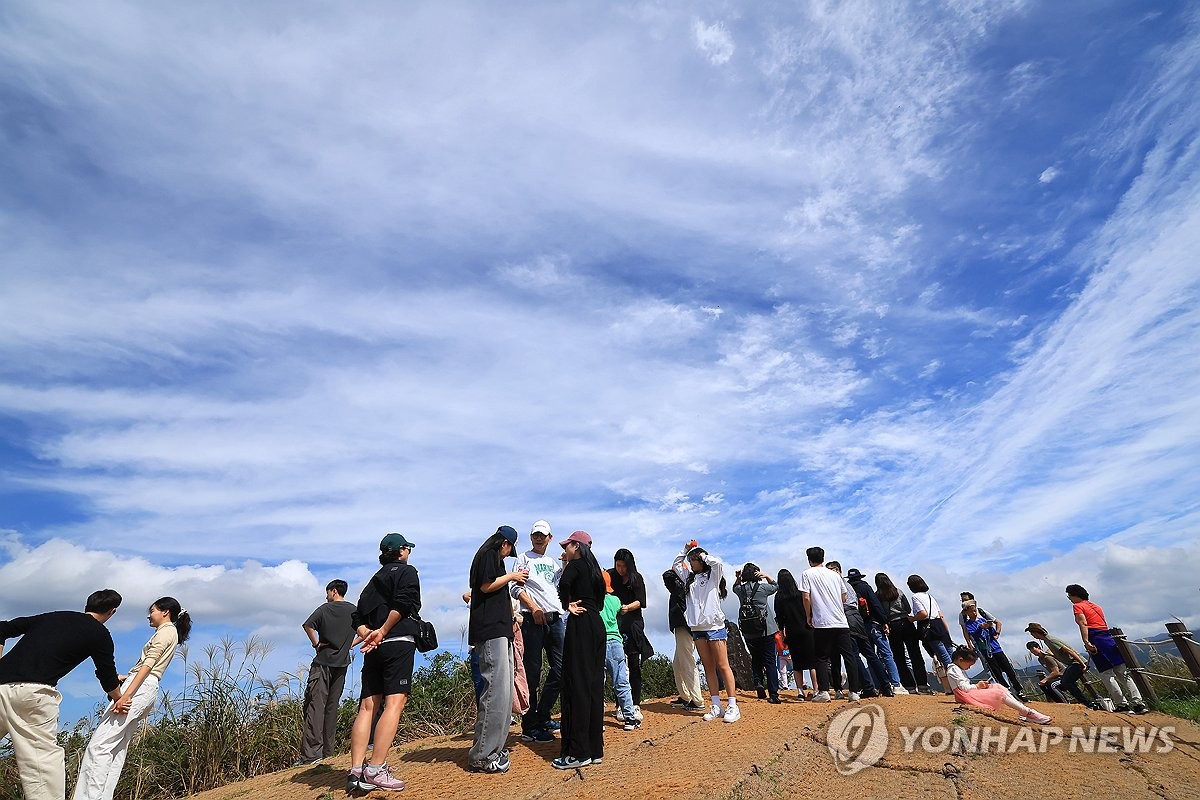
[363,763,406,791]
[1021,711,1052,725]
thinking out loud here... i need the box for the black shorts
[359,640,416,698]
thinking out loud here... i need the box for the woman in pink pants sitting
[948,646,1051,724]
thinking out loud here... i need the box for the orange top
[1073,600,1107,629]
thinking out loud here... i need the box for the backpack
[737,582,768,640]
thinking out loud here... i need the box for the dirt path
[189,692,1200,800]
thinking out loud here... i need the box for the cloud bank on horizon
[1,1,1198,704]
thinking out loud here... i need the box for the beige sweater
[129,623,179,681]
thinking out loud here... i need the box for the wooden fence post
[1110,627,1158,706]
[1166,622,1200,684]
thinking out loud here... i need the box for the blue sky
[2,1,1198,721]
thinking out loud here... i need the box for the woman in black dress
[553,530,606,769]
[610,548,653,719]
[774,569,817,698]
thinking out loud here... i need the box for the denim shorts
[691,628,728,642]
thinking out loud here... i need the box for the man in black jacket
[0,589,124,800]
[662,568,704,710]
[345,533,422,793]
[846,568,906,694]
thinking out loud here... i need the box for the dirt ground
[189,692,1200,800]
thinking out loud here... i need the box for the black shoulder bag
[371,567,438,653]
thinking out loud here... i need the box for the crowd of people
[0,523,1152,798]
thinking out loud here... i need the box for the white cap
[531,519,552,536]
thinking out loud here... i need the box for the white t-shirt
[510,549,564,614]
[946,663,973,691]
[800,566,848,629]
[911,591,941,620]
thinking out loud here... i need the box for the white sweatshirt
[672,550,728,632]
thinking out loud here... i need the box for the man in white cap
[512,520,565,742]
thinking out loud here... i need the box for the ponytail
[153,596,192,644]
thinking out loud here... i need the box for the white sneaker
[615,708,625,723]
[703,703,725,721]
[811,691,831,703]
[723,704,741,723]
[848,692,861,702]
[892,685,909,695]
[631,705,643,722]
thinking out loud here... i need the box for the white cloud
[693,20,735,65]
[1039,166,1061,183]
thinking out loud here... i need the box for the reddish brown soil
[188,692,1200,800]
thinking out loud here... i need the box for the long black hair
[470,532,511,590]
[775,569,801,602]
[874,572,900,603]
[611,547,641,586]
[575,542,606,598]
[740,562,760,583]
[685,547,728,599]
[152,596,191,644]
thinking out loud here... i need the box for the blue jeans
[856,635,891,692]
[604,639,635,718]
[870,624,902,686]
[521,612,566,732]
[924,637,953,667]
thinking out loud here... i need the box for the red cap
[559,530,593,548]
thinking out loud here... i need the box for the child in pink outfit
[948,646,1052,724]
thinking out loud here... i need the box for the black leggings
[887,620,929,689]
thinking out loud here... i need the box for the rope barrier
[1134,670,1199,684]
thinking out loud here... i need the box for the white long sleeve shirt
[672,550,727,632]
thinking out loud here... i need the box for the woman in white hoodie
[672,542,740,723]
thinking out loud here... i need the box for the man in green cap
[345,533,421,793]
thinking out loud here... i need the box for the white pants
[1099,664,1143,705]
[0,683,64,800]
[74,676,158,800]
[672,628,704,705]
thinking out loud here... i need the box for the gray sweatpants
[468,637,514,767]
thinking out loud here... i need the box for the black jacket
[662,569,689,632]
[353,561,422,637]
[848,577,888,627]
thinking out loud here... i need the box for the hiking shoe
[892,686,909,695]
[848,692,861,702]
[362,763,406,791]
[346,765,368,793]
[723,704,741,723]
[521,728,554,743]
[703,703,725,721]
[622,720,641,731]
[552,756,592,769]
[811,691,831,703]
[631,705,643,722]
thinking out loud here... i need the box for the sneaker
[1131,703,1149,715]
[669,697,688,707]
[892,686,910,695]
[811,691,831,703]
[631,705,643,722]
[615,708,625,723]
[362,763,406,792]
[622,720,641,731]
[1020,711,1052,725]
[703,703,725,721]
[833,690,846,700]
[1115,703,1132,713]
[468,755,510,774]
[767,696,782,704]
[756,688,768,699]
[292,756,323,767]
[683,700,706,711]
[346,764,368,793]
[520,728,554,743]
[848,692,861,702]
[552,756,592,769]
[591,756,603,764]
[544,720,561,731]
[860,688,879,699]
[723,704,741,723]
